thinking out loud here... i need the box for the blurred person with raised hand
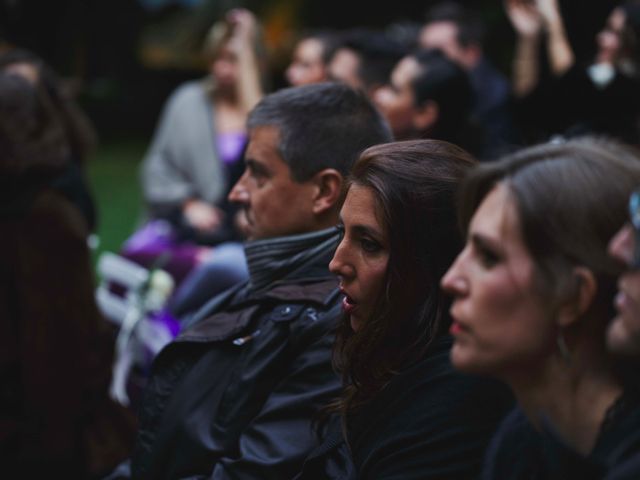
[505,0,640,146]
[132,7,266,286]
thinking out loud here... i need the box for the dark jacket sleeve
[207,308,342,480]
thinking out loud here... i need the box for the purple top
[216,131,247,165]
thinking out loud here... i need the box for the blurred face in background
[373,56,420,139]
[328,47,364,90]
[419,20,479,71]
[420,22,463,64]
[211,42,239,90]
[285,37,328,87]
[596,7,627,64]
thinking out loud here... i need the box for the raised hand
[504,0,543,38]
[535,0,564,30]
[226,8,259,54]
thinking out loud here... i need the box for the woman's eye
[361,238,381,253]
[478,246,500,268]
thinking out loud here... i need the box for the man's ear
[311,168,343,215]
[413,100,439,132]
[556,266,597,328]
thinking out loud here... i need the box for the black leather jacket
[130,259,342,479]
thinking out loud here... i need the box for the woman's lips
[448,307,469,336]
[341,294,357,314]
[450,321,464,336]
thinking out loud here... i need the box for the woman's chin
[450,343,476,373]
[350,315,361,332]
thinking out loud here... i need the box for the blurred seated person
[373,48,486,158]
[0,47,99,234]
[419,1,517,158]
[0,72,136,479]
[131,8,265,286]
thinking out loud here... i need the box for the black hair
[424,0,486,48]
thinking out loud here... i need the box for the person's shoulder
[165,79,208,107]
[349,347,514,479]
[482,406,537,479]
[607,454,640,480]
[28,187,90,244]
[353,337,513,434]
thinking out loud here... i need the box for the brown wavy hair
[331,139,477,414]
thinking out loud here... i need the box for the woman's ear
[311,168,343,216]
[557,266,597,328]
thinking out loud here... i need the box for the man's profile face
[228,125,317,241]
[373,56,419,139]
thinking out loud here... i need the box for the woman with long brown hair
[295,139,513,479]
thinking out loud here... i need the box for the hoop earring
[556,332,571,365]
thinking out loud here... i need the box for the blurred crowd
[2,1,640,478]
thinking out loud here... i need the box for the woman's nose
[441,252,468,296]
[329,240,355,279]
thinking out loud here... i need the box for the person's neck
[244,226,340,295]
[507,356,623,455]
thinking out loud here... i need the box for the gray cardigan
[140,79,226,218]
